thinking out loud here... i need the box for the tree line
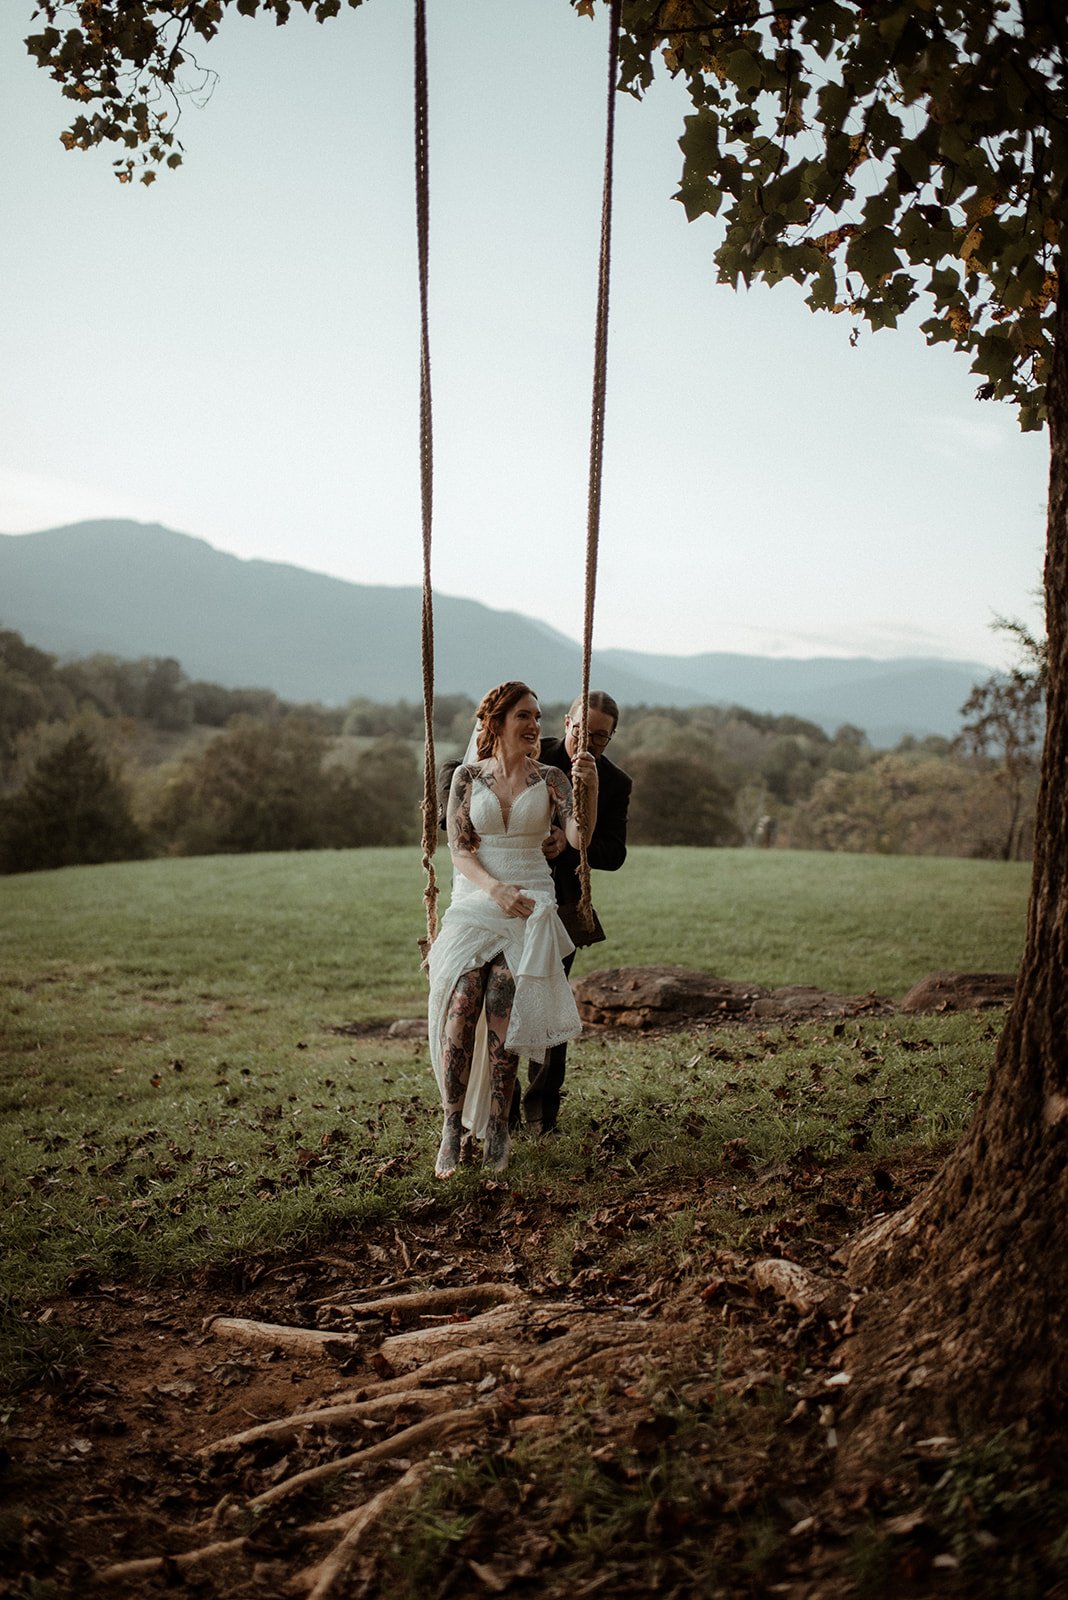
[0,632,428,871]
[0,627,1044,873]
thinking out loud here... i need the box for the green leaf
[898,207,933,262]
[928,264,962,301]
[867,99,903,156]
[974,330,1017,382]
[862,190,898,229]
[921,312,959,346]
[816,80,853,131]
[678,110,720,177]
[805,259,839,312]
[675,173,719,223]
[865,299,902,331]
[823,131,854,179]
[845,226,902,286]
[895,134,934,188]
[676,111,725,221]
[800,3,855,59]
[725,48,764,96]
[1017,394,1046,431]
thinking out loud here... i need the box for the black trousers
[510,948,576,1132]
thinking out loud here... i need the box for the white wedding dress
[427,772,580,1142]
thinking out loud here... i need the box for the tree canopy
[26,0,370,182]
[609,0,1066,429]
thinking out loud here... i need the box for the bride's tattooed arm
[543,765,575,831]
[447,764,481,855]
[545,760,595,849]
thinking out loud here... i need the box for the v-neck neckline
[478,761,537,832]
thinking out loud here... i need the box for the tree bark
[838,261,1068,1470]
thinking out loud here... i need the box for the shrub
[0,729,146,872]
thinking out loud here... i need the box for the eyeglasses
[568,718,613,748]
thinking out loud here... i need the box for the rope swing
[416,0,623,952]
[574,0,622,933]
[415,0,438,957]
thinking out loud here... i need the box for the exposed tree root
[752,1257,842,1315]
[523,1319,654,1386]
[99,1535,249,1584]
[299,1461,433,1600]
[322,1280,522,1319]
[339,1342,515,1395]
[95,1282,697,1591]
[198,1382,471,1458]
[203,1316,361,1357]
[247,1401,499,1511]
[534,1338,652,1388]
[376,1299,525,1370]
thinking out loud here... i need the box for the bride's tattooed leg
[442,968,482,1107]
[435,1109,464,1178]
[483,956,518,1172]
[436,967,485,1178]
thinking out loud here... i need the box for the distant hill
[0,521,988,744]
[595,647,987,747]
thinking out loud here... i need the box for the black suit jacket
[538,735,631,909]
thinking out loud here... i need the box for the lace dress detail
[427,774,580,1141]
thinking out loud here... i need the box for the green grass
[591,847,1030,996]
[0,849,428,1018]
[0,845,1028,1389]
[377,1382,799,1599]
[379,1402,1068,1600]
[1,845,1029,1007]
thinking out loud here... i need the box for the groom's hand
[542,826,567,860]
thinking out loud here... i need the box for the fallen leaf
[884,1509,929,1536]
[468,1559,508,1593]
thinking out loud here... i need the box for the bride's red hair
[474,681,537,759]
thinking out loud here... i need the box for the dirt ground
[5,980,1060,1599]
[6,1147,1021,1600]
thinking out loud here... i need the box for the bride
[427,681,598,1176]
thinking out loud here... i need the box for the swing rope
[416,0,622,951]
[574,0,622,931]
[415,0,438,956]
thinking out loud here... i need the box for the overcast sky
[1,0,1050,670]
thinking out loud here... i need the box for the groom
[517,690,632,1135]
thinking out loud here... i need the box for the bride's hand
[493,883,534,919]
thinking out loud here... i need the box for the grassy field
[0,845,1027,1325]
[2,844,1029,1012]
[586,847,1028,995]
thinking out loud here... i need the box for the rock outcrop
[572,965,1012,1031]
[899,971,1017,1013]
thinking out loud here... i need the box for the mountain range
[0,520,989,744]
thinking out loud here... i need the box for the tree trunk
[837,263,1068,1470]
